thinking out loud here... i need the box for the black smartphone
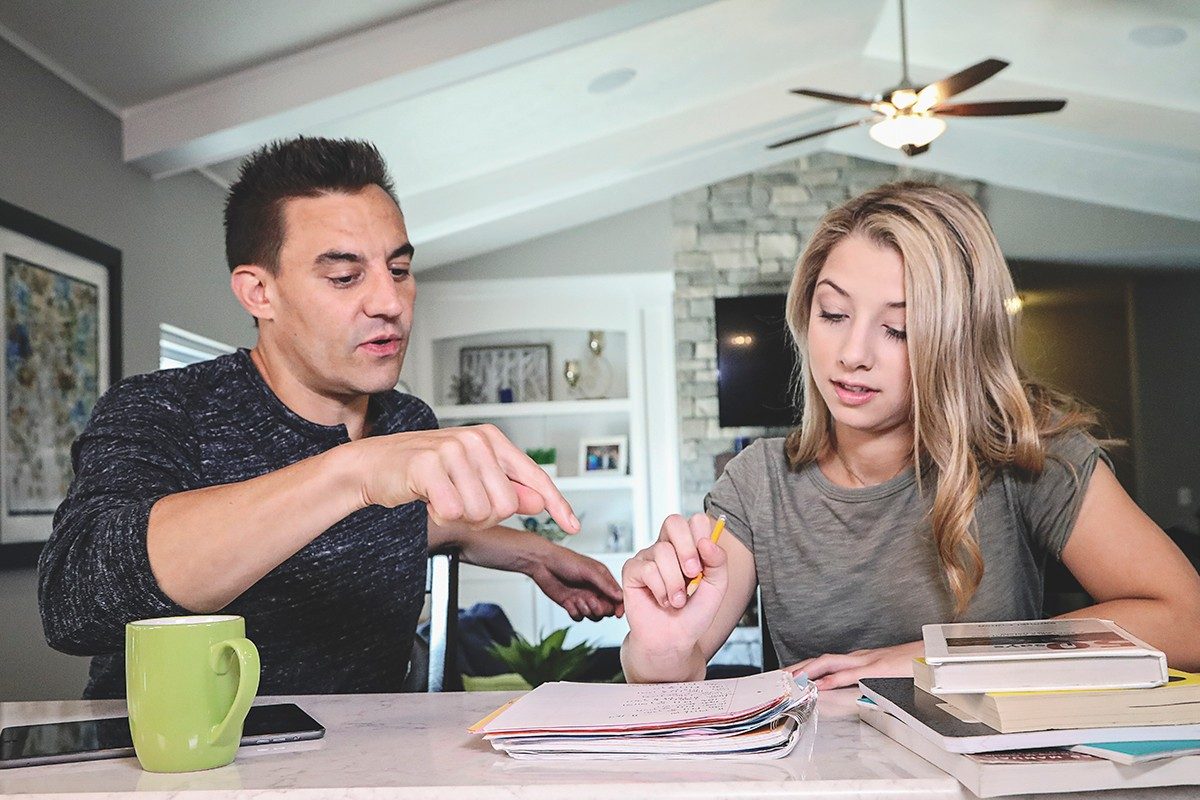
[0,702,324,769]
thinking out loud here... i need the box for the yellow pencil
[685,515,726,597]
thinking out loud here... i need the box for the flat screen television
[714,293,799,428]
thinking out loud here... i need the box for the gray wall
[987,185,1200,269]
[0,39,249,700]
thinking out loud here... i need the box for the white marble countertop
[0,688,1195,799]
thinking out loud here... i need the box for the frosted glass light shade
[869,115,946,149]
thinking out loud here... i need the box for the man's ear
[230,264,275,322]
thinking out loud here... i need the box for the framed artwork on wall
[457,343,551,404]
[0,198,122,569]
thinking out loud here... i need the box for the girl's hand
[785,640,923,690]
[621,513,726,654]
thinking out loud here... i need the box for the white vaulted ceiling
[1,0,1197,268]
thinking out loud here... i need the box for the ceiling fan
[769,0,1067,156]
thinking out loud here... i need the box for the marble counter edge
[1,776,964,800]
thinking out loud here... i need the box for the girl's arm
[1060,461,1200,669]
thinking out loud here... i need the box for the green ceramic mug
[126,615,260,772]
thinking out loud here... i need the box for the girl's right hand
[621,513,728,654]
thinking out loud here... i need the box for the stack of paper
[470,670,816,760]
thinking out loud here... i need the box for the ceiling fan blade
[932,99,1066,117]
[790,88,876,107]
[914,58,1009,110]
[767,117,877,149]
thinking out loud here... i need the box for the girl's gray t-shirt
[704,431,1109,666]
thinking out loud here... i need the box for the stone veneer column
[672,152,981,513]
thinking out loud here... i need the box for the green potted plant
[525,447,557,477]
[520,514,571,543]
[483,627,595,689]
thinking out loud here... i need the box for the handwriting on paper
[608,682,736,720]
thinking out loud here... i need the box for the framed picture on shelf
[0,199,122,569]
[457,343,551,404]
[579,435,627,475]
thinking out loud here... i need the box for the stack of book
[858,618,1200,797]
[470,669,816,759]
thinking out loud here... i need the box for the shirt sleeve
[1015,428,1113,560]
[37,374,198,656]
[703,440,766,554]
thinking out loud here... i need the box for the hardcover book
[857,677,1200,753]
[920,618,1167,693]
[913,659,1200,733]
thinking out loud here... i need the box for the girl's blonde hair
[784,181,1095,616]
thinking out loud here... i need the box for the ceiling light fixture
[768,0,1067,156]
[869,114,946,153]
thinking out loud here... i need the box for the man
[38,137,623,698]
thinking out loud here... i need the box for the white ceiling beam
[122,0,718,178]
[399,99,857,266]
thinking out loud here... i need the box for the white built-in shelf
[433,398,631,420]
[554,475,634,492]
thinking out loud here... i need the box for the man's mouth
[359,334,403,356]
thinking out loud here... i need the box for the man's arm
[429,519,624,621]
[40,375,577,653]
[148,424,579,613]
[40,376,198,655]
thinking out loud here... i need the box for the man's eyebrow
[315,250,362,266]
[313,242,414,267]
[816,278,904,308]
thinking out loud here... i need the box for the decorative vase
[577,355,613,399]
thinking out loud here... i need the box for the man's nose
[362,268,405,318]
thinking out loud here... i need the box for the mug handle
[208,637,261,746]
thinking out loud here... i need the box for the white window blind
[159,324,236,370]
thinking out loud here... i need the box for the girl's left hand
[784,640,924,690]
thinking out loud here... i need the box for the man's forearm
[147,443,368,612]
[428,519,546,575]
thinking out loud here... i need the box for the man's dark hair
[223,136,399,273]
